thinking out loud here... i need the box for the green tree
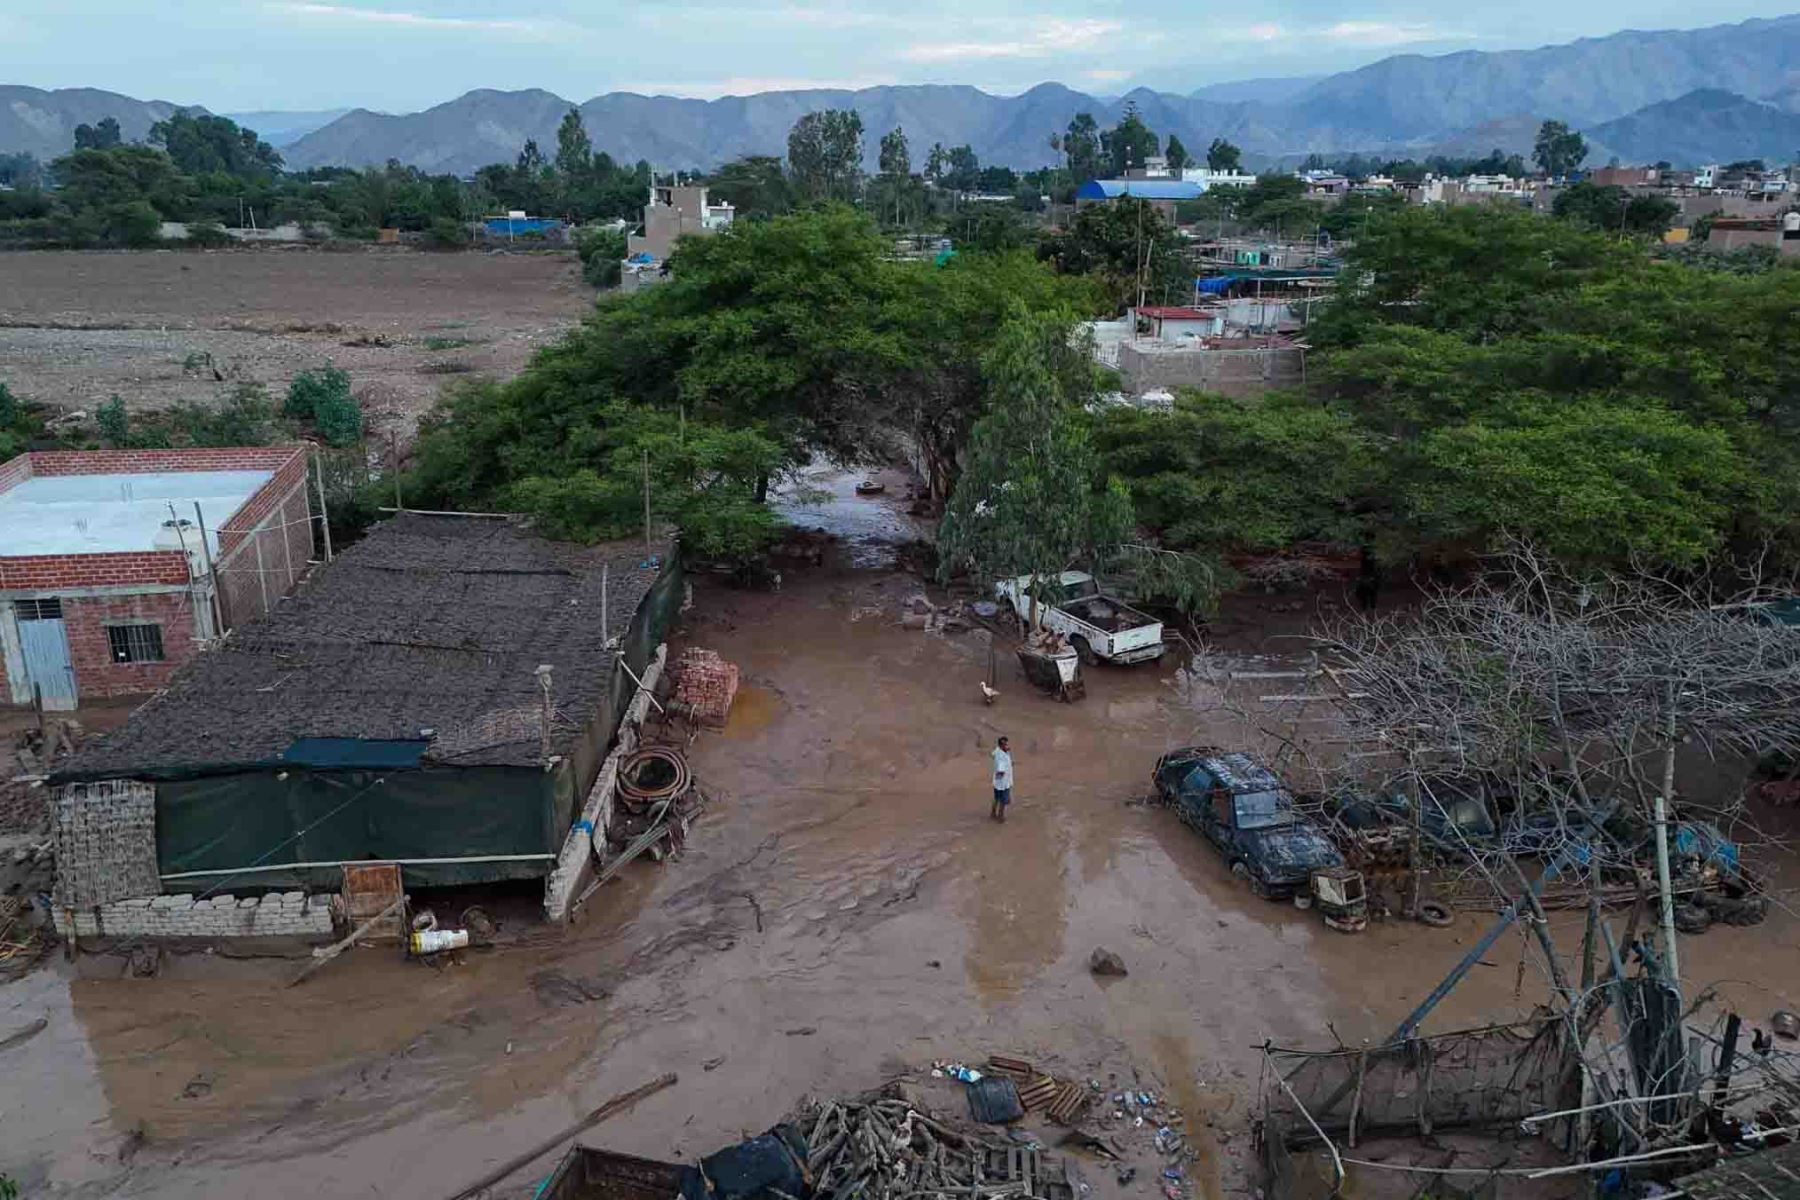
[1165,134,1192,174]
[1062,113,1101,183]
[148,113,282,179]
[1206,138,1242,172]
[938,310,1133,623]
[786,109,864,203]
[96,395,130,446]
[73,116,122,150]
[1532,119,1588,178]
[1100,102,1158,177]
[1551,181,1678,237]
[704,156,794,219]
[878,126,911,179]
[555,108,593,178]
[1038,198,1190,310]
[576,224,628,286]
[285,366,363,447]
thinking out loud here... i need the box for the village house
[621,182,735,292]
[0,446,312,711]
[47,511,683,937]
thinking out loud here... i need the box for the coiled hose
[617,745,692,812]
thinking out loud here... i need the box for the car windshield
[1064,578,1100,601]
[1234,790,1295,829]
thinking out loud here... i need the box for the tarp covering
[157,765,558,890]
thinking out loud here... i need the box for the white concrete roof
[0,470,273,556]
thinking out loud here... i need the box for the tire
[1071,636,1097,666]
[1417,901,1454,928]
[1232,861,1274,900]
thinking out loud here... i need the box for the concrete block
[238,896,261,909]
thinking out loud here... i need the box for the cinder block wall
[53,892,338,940]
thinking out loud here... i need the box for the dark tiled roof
[60,513,670,776]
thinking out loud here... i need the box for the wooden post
[390,430,404,513]
[313,448,334,563]
[193,502,227,636]
[642,449,652,557]
[289,895,407,987]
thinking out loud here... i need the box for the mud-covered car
[1153,747,1343,898]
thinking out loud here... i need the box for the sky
[4,0,1797,111]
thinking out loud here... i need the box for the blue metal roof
[1077,179,1204,201]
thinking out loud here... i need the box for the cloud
[901,17,1121,62]
[1211,18,1467,47]
[267,3,560,38]
[1084,68,1131,83]
[1321,21,1466,45]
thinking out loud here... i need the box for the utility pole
[1653,683,1682,988]
[192,501,226,636]
[642,449,652,558]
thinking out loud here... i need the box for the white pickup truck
[995,571,1166,665]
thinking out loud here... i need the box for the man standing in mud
[991,736,1013,822]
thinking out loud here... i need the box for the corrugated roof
[1077,179,1205,200]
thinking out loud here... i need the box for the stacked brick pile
[673,647,739,729]
[54,891,338,940]
[51,781,161,908]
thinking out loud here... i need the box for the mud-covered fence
[1260,1019,1571,1150]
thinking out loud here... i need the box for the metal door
[16,598,77,710]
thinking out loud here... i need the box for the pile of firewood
[800,1096,1066,1200]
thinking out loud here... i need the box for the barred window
[107,624,165,664]
[16,598,62,620]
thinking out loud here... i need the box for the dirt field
[3,490,1797,1199]
[0,248,591,436]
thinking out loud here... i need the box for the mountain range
[6,14,1800,173]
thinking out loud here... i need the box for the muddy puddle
[5,468,1798,1198]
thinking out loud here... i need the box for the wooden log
[288,895,405,986]
[442,1073,677,1200]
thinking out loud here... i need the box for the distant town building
[1180,167,1257,191]
[1075,179,1204,222]
[1705,212,1800,257]
[621,183,735,292]
[0,447,313,710]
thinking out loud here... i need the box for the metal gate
[16,598,77,711]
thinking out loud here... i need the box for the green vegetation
[1552,181,1678,237]
[1091,204,1800,573]
[1533,119,1589,177]
[575,224,628,287]
[1037,199,1190,310]
[0,382,44,459]
[404,205,1101,563]
[284,366,363,447]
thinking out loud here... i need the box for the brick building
[0,446,313,710]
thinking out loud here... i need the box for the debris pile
[672,648,740,729]
[797,1092,1077,1200]
[3,719,87,836]
[983,1057,1092,1124]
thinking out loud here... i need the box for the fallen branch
[444,1073,679,1200]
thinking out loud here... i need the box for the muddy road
[3,518,1797,1198]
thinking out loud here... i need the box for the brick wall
[0,550,190,592]
[216,473,314,626]
[54,891,338,940]
[24,446,305,478]
[0,451,32,498]
[63,590,199,698]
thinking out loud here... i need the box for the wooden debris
[798,1095,1075,1200]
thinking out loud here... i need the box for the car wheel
[1071,636,1096,666]
[1231,861,1275,900]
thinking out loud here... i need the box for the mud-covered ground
[0,248,590,437]
[3,495,1798,1199]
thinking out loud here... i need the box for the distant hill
[0,86,192,160]
[1589,89,1800,166]
[221,109,350,148]
[10,13,1800,171]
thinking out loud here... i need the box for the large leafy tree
[73,117,121,151]
[554,108,593,178]
[1100,102,1159,177]
[1552,181,1678,237]
[1532,119,1588,178]
[1038,198,1191,310]
[704,156,794,219]
[787,109,864,203]
[1061,113,1101,183]
[148,113,282,180]
[1206,138,1242,172]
